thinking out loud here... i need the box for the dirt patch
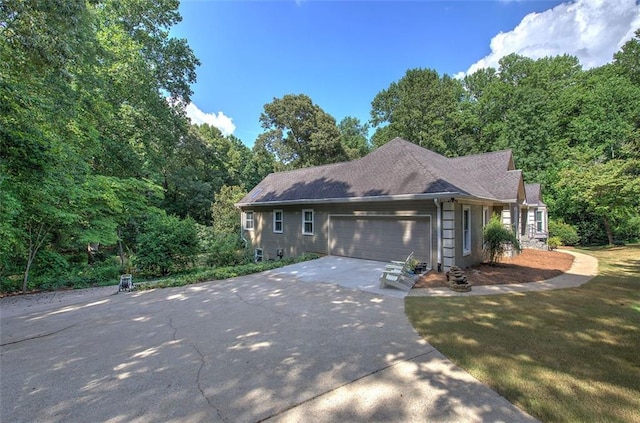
[414,249,575,289]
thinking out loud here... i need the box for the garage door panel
[329,216,430,263]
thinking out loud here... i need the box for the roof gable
[525,183,546,206]
[238,138,526,206]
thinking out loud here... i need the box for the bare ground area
[414,249,575,289]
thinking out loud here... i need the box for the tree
[370,68,464,153]
[135,213,199,276]
[0,0,203,290]
[557,159,640,245]
[257,94,347,169]
[211,185,247,236]
[338,116,370,159]
[614,28,640,85]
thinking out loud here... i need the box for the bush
[135,214,199,276]
[548,236,562,250]
[137,253,321,290]
[549,220,580,246]
[483,214,521,265]
[205,233,249,267]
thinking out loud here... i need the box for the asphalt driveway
[1,259,537,422]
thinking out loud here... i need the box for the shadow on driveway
[1,270,536,422]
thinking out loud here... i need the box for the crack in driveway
[168,306,226,422]
[256,348,439,422]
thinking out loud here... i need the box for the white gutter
[434,198,442,272]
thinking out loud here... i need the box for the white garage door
[329,215,431,263]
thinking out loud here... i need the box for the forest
[1,0,639,293]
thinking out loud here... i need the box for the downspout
[434,198,442,272]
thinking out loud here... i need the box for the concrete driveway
[1,258,537,422]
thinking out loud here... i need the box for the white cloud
[462,0,640,76]
[185,102,236,136]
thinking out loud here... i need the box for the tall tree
[370,68,464,153]
[614,28,640,85]
[338,116,370,159]
[257,94,347,170]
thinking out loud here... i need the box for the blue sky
[172,0,640,146]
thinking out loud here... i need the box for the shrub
[135,214,199,276]
[205,233,249,267]
[548,236,562,251]
[548,220,580,246]
[483,214,521,265]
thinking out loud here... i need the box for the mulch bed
[413,249,575,289]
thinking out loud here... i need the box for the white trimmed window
[463,205,471,256]
[244,211,254,230]
[273,210,283,233]
[302,209,314,235]
[536,210,544,232]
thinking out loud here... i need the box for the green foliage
[483,214,521,265]
[136,253,320,290]
[257,94,348,169]
[370,68,464,154]
[211,185,247,236]
[547,236,562,251]
[613,28,640,85]
[548,220,580,246]
[338,116,370,159]
[135,214,199,276]
[369,47,640,246]
[206,235,250,267]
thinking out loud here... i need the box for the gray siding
[456,203,487,269]
[243,200,510,269]
[244,200,438,267]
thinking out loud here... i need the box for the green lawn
[405,245,640,423]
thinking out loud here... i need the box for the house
[521,183,548,249]
[236,138,547,272]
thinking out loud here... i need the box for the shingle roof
[525,183,546,206]
[237,138,524,206]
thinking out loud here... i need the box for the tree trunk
[117,226,125,267]
[603,215,614,245]
[22,222,51,292]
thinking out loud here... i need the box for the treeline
[366,41,640,247]
[1,1,638,292]
[0,0,273,292]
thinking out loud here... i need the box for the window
[463,205,471,256]
[302,209,314,235]
[482,206,490,228]
[273,210,283,233]
[536,210,544,232]
[244,211,254,230]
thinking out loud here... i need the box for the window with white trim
[302,209,314,235]
[273,210,283,233]
[536,210,544,232]
[244,211,254,230]
[463,205,471,256]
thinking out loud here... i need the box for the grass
[405,245,640,423]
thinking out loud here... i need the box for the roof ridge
[395,140,450,185]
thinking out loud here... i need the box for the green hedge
[135,253,320,290]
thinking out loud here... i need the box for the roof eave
[236,192,465,208]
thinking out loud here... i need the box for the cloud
[185,102,236,136]
[462,0,640,76]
